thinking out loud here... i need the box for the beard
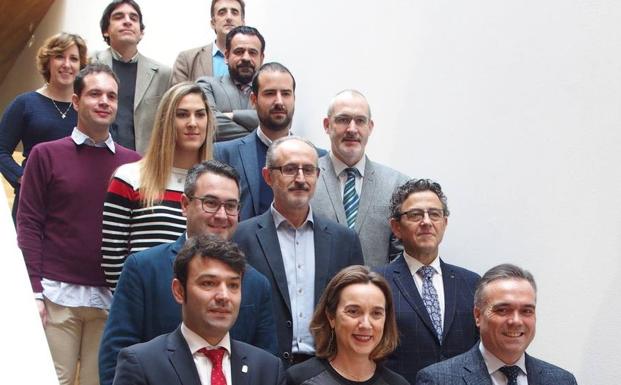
[258,104,294,132]
[229,61,256,85]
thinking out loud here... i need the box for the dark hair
[225,25,265,53]
[474,263,537,308]
[73,63,119,97]
[100,0,145,45]
[174,234,246,292]
[184,160,240,197]
[389,178,450,219]
[251,62,296,95]
[210,0,245,19]
[37,32,88,83]
[311,265,399,362]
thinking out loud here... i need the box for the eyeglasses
[398,208,446,222]
[189,195,240,215]
[333,114,369,126]
[269,164,319,177]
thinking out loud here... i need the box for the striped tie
[343,168,359,228]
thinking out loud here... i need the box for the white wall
[2,1,620,384]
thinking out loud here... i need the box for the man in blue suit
[233,136,364,365]
[376,179,480,384]
[112,235,285,385]
[99,160,277,385]
[215,62,325,221]
[416,264,578,385]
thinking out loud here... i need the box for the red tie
[199,347,227,385]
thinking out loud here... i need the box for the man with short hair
[99,160,278,385]
[416,263,578,385]
[233,136,364,365]
[171,0,245,84]
[312,90,409,267]
[197,25,265,141]
[376,179,480,384]
[17,63,141,385]
[92,0,171,154]
[112,234,285,385]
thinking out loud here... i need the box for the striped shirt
[101,161,187,290]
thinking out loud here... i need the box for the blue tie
[499,365,520,385]
[343,168,359,229]
[418,266,443,342]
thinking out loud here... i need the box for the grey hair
[265,135,318,168]
[474,263,537,307]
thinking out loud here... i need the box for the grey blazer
[415,344,578,385]
[171,43,213,85]
[311,155,409,267]
[197,74,259,141]
[91,49,171,155]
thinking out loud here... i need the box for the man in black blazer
[233,136,364,365]
[112,235,285,385]
[416,264,578,385]
[376,179,480,384]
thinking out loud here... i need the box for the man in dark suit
[112,235,285,385]
[416,264,578,385]
[376,179,480,384]
[215,63,325,220]
[99,161,278,385]
[197,26,265,141]
[233,136,364,365]
[311,90,409,267]
[171,0,245,84]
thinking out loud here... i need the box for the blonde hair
[139,82,215,207]
[36,32,88,82]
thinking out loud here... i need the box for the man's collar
[330,152,366,178]
[110,48,139,63]
[256,127,292,147]
[479,341,527,376]
[212,42,224,58]
[71,127,116,153]
[403,251,442,277]
[181,322,231,355]
[270,203,314,230]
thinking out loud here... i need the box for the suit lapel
[392,255,440,343]
[312,215,332,303]
[222,75,246,109]
[134,53,157,109]
[196,44,213,79]
[525,354,544,385]
[238,135,260,215]
[318,156,347,223]
[462,346,494,385]
[168,234,187,264]
[230,340,250,385]
[355,157,375,230]
[440,259,458,340]
[166,327,202,385]
[256,213,291,311]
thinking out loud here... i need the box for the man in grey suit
[311,90,409,267]
[416,264,578,385]
[197,26,265,141]
[171,0,245,84]
[233,136,364,365]
[92,0,171,155]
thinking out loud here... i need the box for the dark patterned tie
[199,347,227,385]
[499,365,521,385]
[417,266,443,342]
[343,168,359,228]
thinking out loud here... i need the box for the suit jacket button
[283,352,290,359]
[286,320,292,328]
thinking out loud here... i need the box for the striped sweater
[101,161,187,290]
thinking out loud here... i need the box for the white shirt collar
[256,127,292,147]
[180,322,231,356]
[402,251,443,278]
[479,341,527,376]
[110,48,139,63]
[329,152,366,178]
[71,127,116,153]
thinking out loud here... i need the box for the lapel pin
[242,365,248,373]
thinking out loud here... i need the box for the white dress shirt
[479,342,528,385]
[181,323,232,385]
[403,252,445,325]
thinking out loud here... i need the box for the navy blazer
[233,210,364,363]
[112,326,286,385]
[99,235,278,385]
[415,344,578,385]
[215,132,327,221]
[375,255,480,384]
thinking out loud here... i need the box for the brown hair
[310,265,399,362]
[139,82,215,207]
[36,32,88,83]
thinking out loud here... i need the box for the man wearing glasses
[98,160,278,385]
[233,136,364,366]
[375,179,481,385]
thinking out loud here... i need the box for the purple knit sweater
[17,136,141,292]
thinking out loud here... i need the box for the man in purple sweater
[17,63,141,385]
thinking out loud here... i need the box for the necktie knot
[418,265,436,280]
[499,365,521,385]
[199,347,226,366]
[345,167,357,178]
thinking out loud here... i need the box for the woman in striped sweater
[101,82,215,290]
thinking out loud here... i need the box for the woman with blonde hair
[101,82,215,289]
[287,265,409,385]
[0,32,87,223]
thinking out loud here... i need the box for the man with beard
[197,25,264,141]
[215,62,326,220]
[233,136,364,365]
